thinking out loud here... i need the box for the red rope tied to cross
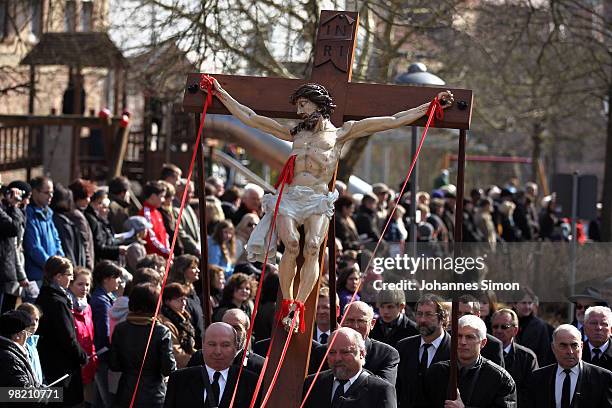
[228,154,297,408]
[128,74,214,408]
[300,95,445,408]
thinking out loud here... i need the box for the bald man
[187,308,265,374]
[302,327,397,408]
[164,322,259,408]
[524,324,612,408]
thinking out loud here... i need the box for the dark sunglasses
[492,324,515,330]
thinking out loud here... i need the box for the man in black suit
[187,308,265,374]
[524,324,612,408]
[340,301,400,385]
[164,322,259,408]
[583,306,612,372]
[425,315,517,408]
[370,289,418,350]
[396,294,450,408]
[302,327,397,408]
[492,308,538,402]
[314,287,337,345]
[457,295,505,367]
[513,290,554,366]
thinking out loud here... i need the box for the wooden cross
[183,9,472,407]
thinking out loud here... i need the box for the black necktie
[561,369,572,408]
[332,379,349,406]
[592,348,601,363]
[419,344,432,374]
[206,371,221,407]
[320,332,328,344]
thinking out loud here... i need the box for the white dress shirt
[419,331,445,368]
[588,339,609,355]
[331,369,364,401]
[203,365,229,404]
[316,327,331,344]
[554,362,580,408]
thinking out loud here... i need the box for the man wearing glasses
[568,288,608,341]
[491,308,538,403]
[396,293,450,408]
[23,176,64,298]
[340,301,400,385]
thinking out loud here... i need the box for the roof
[21,32,126,68]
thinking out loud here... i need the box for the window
[65,0,76,32]
[31,0,42,38]
[81,0,93,32]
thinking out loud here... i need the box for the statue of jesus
[212,79,453,331]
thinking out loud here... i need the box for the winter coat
[24,334,43,385]
[85,207,121,262]
[35,284,87,405]
[0,203,25,288]
[139,202,170,258]
[160,206,183,255]
[109,313,176,408]
[52,211,86,268]
[158,307,196,369]
[71,300,98,384]
[173,204,201,256]
[108,196,132,233]
[24,205,64,281]
[0,336,38,387]
[69,208,95,270]
[90,286,115,361]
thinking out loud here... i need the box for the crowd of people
[0,165,610,407]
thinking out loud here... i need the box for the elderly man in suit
[492,308,538,402]
[425,315,517,408]
[582,306,612,372]
[524,324,612,408]
[164,322,258,408]
[302,327,397,408]
[396,293,451,408]
[340,301,400,385]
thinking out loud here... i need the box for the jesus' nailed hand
[211,78,453,332]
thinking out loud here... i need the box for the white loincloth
[246,185,339,263]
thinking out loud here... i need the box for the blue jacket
[24,205,64,280]
[25,334,44,385]
[90,286,115,361]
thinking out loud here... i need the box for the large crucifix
[183,9,472,407]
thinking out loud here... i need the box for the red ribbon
[274,154,297,189]
[300,95,444,408]
[128,75,214,408]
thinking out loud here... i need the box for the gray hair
[243,183,264,198]
[458,315,487,341]
[222,308,250,330]
[492,308,518,326]
[344,301,374,320]
[584,306,612,324]
[552,324,582,342]
[332,327,366,354]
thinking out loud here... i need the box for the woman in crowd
[90,260,122,407]
[85,189,127,263]
[213,272,253,321]
[68,178,96,270]
[159,283,196,368]
[51,183,86,267]
[110,283,176,408]
[109,268,134,338]
[336,264,362,313]
[208,219,236,278]
[123,216,151,274]
[168,254,204,348]
[384,204,407,257]
[158,181,184,256]
[15,303,43,385]
[68,267,98,404]
[208,264,225,309]
[234,213,259,263]
[334,195,361,250]
[477,290,499,333]
[36,256,87,406]
[0,310,38,387]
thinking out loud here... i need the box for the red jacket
[139,202,170,258]
[72,303,98,384]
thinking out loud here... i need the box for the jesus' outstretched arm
[211,78,293,142]
[337,91,453,143]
